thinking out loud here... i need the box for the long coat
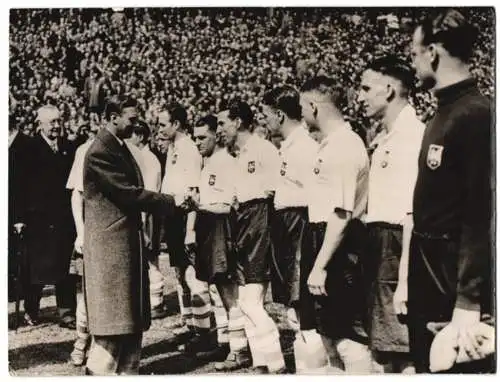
[83,128,174,336]
[9,132,33,300]
[24,134,76,285]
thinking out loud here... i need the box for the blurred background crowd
[9,7,495,146]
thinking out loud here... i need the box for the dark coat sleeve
[454,99,493,312]
[85,147,175,216]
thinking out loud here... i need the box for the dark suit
[23,133,77,319]
[8,131,32,302]
[83,128,174,375]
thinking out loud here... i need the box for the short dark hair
[195,114,218,134]
[132,120,151,143]
[227,99,254,131]
[366,55,415,97]
[167,102,188,130]
[300,76,348,112]
[262,85,302,121]
[104,96,137,121]
[418,8,479,62]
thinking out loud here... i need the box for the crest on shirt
[313,158,322,175]
[427,144,443,170]
[248,161,255,173]
[208,174,216,186]
[280,161,287,176]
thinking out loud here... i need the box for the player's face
[216,110,238,148]
[38,108,61,140]
[155,131,170,154]
[261,104,281,135]
[411,26,436,90]
[194,125,216,157]
[299,91,318,129]
[157,111,177,141]
[358,69,388,119]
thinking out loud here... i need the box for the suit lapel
[97,129,142,187]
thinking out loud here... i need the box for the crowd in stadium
[9,7,495,376]
[9,7,494,145]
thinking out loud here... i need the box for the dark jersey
[413,78,493,312]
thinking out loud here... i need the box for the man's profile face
[157,111,177,141]
[216,110,238,148]
[261,104,281,135]
[194,124,216,158]
[299,91,318,129]
[117,106,137,139]
[358,69,389,119]
[410,26,436,90]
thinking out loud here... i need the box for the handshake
[179,188,200,211]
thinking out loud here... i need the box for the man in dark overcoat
[23,105,77,327]
[83,97,175,375]
[8,115,32,303]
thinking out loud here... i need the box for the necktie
[50,140,58,153]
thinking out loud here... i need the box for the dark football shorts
[234,198,272,285]
[270,206,308,307]
[306,219,370,344]
[163,206,188,269]
[195,210,236,284]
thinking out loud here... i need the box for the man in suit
[83,97,175,375]
[22,105,78,328]
[8,114,32,304]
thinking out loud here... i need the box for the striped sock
[179,286,193,329]
[191,289,213,332]
[209,288,229,345]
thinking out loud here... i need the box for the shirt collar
[435,78,477,107]
[41,131,58,149]
[370,104,418,150]
[319,121,350,150]
[280,123,307,151]
[239,133,259,154]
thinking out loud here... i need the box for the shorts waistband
[239,198,270,209]
[413,229,458,241]
[275,206,308,214]
[367,221,403,231]
[309,221,327,230]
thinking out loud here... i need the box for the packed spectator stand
[9,7,494,146]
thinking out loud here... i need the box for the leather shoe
[23,313,40,326]
[151,306,168,320]
[60,316,77,330]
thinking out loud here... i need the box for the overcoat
[24,133,76,285]
[83,128,174,336]
[8,132,33,300]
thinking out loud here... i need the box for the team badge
[280,161,287,176]
[208,174,216,186]
[313,158,322,175]
[248,161,255,173]
[426,144,443,170]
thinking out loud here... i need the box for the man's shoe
[23,313,40,326]
[150,306,168,320]
[59,316,77,330]
[70,348,87,367]
[250,366,269,374]
[214,351,252,371]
